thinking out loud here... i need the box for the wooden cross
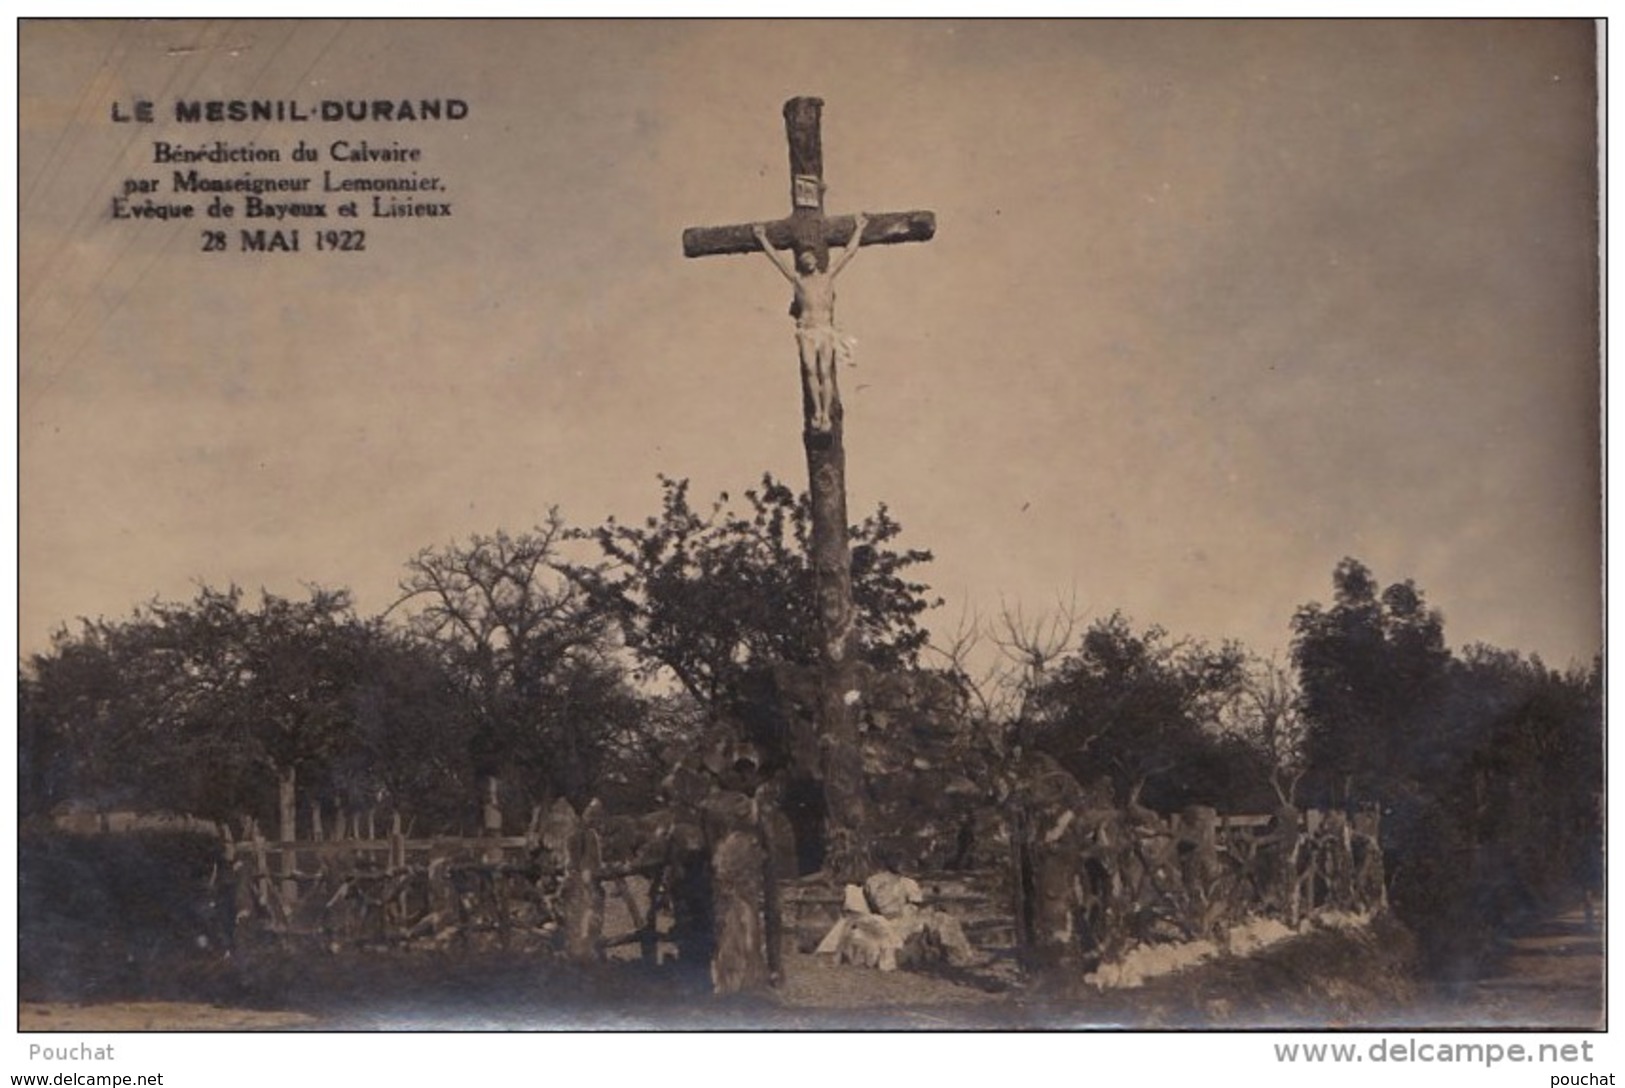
[681,97,935,881]
[683,96,935,273]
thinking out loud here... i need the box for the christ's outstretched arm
[830,212,870,277]
[753,224,798,284]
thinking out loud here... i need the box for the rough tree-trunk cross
[683,97,935,881]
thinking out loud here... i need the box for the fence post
[389,811,406,873]
[482,776,504,863]
[276,767,298,906]
[249,817,281,929]
[482,776,503,835]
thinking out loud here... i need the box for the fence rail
[54,799,1386,980]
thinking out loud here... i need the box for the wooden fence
[218,814,674,958]
[1003,801,1387,971]
[210,798,1384,979]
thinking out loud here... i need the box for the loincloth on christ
[795,322,856,366]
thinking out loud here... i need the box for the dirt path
[20,1002,317,1031]
[1425,899,1604,1029]
[17,905,1603,1030]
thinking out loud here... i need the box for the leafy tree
[1026,611,1255,811]
[1290,558,1452,805]
[1448,647,1602,909]
[329,630,474,834]
[1378,649,1602,975]
[209,587,377,831]
[1290,559,1602,972]
[21,617,161,818]
[562,474,940,717]
[19,585,401,831]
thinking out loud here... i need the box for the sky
[18,19,1602,674]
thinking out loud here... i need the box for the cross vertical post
[683,97,935,881]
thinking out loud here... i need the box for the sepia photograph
[14,17,1604,1052]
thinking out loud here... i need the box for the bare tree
[390,512,644,812]
[989,593,1086,747]
[921,593,1090,808]
[1220,654,1308,804]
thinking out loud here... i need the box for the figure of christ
[752,213,869,433]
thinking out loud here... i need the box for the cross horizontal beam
[682,209,935,259]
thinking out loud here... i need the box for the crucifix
[683,96,935,879]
